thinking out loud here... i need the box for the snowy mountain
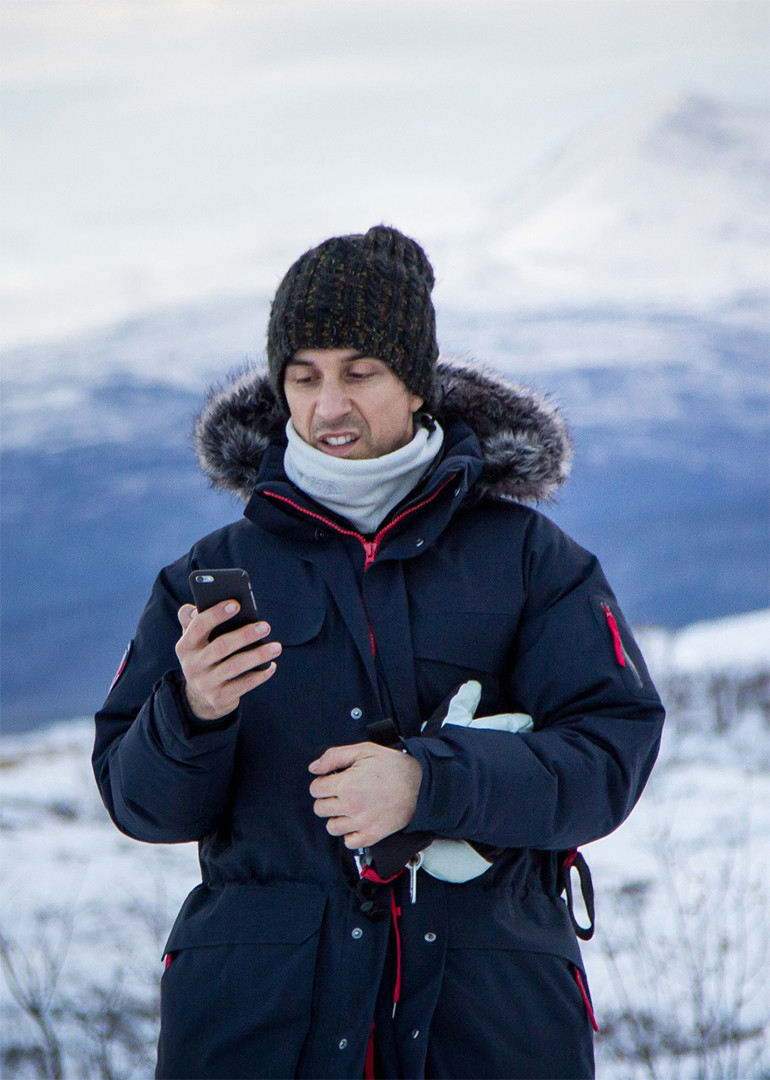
[1,95,767,733]
[443,95,769,317]
[1,609,768,1079]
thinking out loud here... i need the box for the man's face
[284,348,424,460]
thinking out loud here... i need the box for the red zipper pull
[602,603,626,667]
[362,540,379,570]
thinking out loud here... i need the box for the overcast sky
[1,0,768,348]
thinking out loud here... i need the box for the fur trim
[193,359,572,504]
[433,360,572,503]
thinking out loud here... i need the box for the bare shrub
[594,822,769,1080]
[0,888,168,1079]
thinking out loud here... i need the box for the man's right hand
[175,601,281,721]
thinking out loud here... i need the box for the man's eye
[348,370,374,380]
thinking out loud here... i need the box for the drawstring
[389,888,403,1017]
[359,866,404,1017]
[560,848,596,941]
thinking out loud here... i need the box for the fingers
[310,792,341,817]
[321,817,374,850]
[217,638,282,682]
[175,599,281,721]
[308,743,422,849]
[311,801,369,853]
[178,600,242,652]
[178,604,196,630]
[176,601,278,668]
[205,661,280,716]
[442,679,483,727]
[308,743,370,776]
[184,659,278,721]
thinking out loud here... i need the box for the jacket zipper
[263,476,456,573]
[601,603,626,667]
[601,602,643,687]
[263,478,456,656]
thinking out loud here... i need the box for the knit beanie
[267,225,439,411]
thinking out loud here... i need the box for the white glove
[421,681,533,883]
[435,679,534,735]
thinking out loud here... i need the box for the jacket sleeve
[403,513,665,851]
[92,557,241,844]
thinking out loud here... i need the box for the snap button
[424,932,437,942]
[351,927,363,939]
[338,1038,348,1050]
[415,538,425,547]
[350,707,363,720]
[314,528,327,541]
[412,1029,420,1039]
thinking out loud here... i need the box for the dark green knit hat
[267,225,439,411]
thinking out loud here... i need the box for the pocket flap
[163,883,326,953]
[446,887,582,967]
[259,600,325,646]
[412,609,515,673]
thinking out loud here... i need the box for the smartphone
[189,568,270,669]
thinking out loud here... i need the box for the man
[93,225,664,1079]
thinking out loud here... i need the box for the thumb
[443,680,482,727]
[308,743,368,775]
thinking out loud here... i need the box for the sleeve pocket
[590,594,657,699]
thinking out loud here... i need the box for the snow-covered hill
[1,610,768,1078]
[444,95,769,317]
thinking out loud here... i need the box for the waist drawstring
[359,865,404,1016]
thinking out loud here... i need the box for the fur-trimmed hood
[193,360,572,504]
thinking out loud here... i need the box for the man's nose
[315,379,351,419]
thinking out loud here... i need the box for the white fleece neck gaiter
[283,418,445,535]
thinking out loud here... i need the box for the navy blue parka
[93,362,664,1079]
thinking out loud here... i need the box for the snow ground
[1,614,768,1077]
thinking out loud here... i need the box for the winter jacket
[92,360,665,1080]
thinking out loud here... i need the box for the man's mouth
[321,434,358,447]
[315,432,361,454]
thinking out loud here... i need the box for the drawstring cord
[359,866,404,1016]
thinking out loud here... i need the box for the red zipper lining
[364,1023,376,1079]
[263,476,456,568]
[263,478,457,656]
[602,603,626,668]
[574,968,599,1032]
[261,482,454,1027]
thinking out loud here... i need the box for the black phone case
[189,569,269,668]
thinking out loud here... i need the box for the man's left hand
[308,743,422,849]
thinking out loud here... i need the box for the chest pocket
[252,598,327,723]
[258,598,326,646]
[411,608,518,717]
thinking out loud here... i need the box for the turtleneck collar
[283,417,445,535]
